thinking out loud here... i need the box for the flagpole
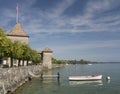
[16,3,19,23]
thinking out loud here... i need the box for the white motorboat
[69,74,102,81]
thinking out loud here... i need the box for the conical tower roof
[8,23,28,37]
[42,47,53,53]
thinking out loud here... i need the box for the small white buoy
[106,76,110,80]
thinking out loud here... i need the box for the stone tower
[7,23,29,44]
[6,23,29,67]
[42,47,53,69]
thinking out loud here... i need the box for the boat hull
[69,75,102,81]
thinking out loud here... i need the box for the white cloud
[51,39,120,61]
[44,0,76,19]
[52,39,120,52]
[0,0,120,34]
[8,0,116,36]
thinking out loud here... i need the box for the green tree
[0,28,8,59]
[30,49,41,64]
[0,27,41,66]
[52,58,65,64]
[21,44,41,65]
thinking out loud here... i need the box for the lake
[13,63,120,94]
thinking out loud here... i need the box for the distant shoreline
[55,59,120,65]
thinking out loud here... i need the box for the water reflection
[106,80,110,84]
[40,70,60,84]
[69,80,103,86]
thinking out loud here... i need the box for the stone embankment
[0,64,64,94]
[0,65,42,94]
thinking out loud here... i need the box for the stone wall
[42,52,52,69]
[7,36,29,44]
[0,65,42,94]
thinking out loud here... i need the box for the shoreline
[0,65,42,94]
[0,64,64,94]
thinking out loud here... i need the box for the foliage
[64,59,97,64]
[0,27,7,57]
[52,58,97,64]
[52,58,66,64]
[0,28,41,66]
[30,49,41,63]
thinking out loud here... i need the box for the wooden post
[40,73,43,80]
[57,72,60,81]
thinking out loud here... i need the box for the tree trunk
[10,57,13,67]
[18,59,21,67]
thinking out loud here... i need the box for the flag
[16,3,18,13]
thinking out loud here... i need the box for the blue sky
[0,0,120,62]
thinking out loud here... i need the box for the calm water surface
[14,63,120,94]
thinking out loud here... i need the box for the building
[41,47,53,69]
[6,22,53,69]
[7,23,29,44]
